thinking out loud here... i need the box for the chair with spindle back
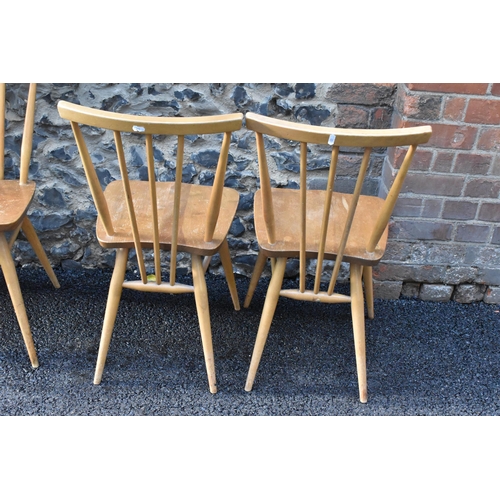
[57,100,242,393]
[243,112,432,402]
[0,83,60,368]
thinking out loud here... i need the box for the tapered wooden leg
[0,233,38,368]
[243,250,267,308]
[362,265,374,319]
[218,239,240,311]
[351,263,367,403]
[93,248,129,385]
[192,253,217,394]
[21,217,60,289]
[245,256,287,392]
[202,255,212,273]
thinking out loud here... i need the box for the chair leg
[0,233,38,368]
[93,248,129,385]
[245,256,287,392]
[192,253,217,394]
[21,217,60,289]
[243,250,267,308]
[218,239,240,311]
[362,265,374,319]
[351,263,368,403]
[202,255,212,273]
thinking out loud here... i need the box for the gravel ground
[1,266,499,416]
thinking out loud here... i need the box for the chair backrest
[57,100,243,286]
[245,112,432,295]
[0,83,37,184]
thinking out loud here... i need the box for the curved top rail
[57,100,243,135]
[245,112,432,147]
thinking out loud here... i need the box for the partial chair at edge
[242,112,432,402]
[0,83,60,368]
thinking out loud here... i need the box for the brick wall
[376,83,500,303]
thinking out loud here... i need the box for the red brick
[393,197,422,217]
[422,199,443,218]
[432,151,455,173]
[491,84,500,97]
[390,220,453,240]
[397,93,442,121]
[478,203,500,222]
[444,97,466,121]
[406,83,488,94]
[336,104,370,128]
[403,172,464,196]
[370,107,392,128]
[465,99,500,124]
[477,129,500,152]
[391,147,433,171]
[326,83,395,105]
[454,153,492,174]
[455,224,491,243]
[416,123,478,150]
[464,178,500,198]
[442,200,478,220]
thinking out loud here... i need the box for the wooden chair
[57,100,243,393]
[243,112,432,402]
[0,83,60,368]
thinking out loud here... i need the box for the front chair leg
[0,233,38,367]
[245,256,287,392]
[192,253,217,394]
[351,263,368,403]
[94,248,129,384]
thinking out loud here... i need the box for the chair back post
[204,130,231,242]
[19,83,37,185]
[0,83,5,180]
[70,121,115,236]
[255,131,276,244]
[367,143,417,252]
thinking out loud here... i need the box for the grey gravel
[1,266,499,416]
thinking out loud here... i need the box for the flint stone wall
[3,83,499,303]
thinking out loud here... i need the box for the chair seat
[0,180,36,231]
[96,180,240,255]
[254,188,388,265]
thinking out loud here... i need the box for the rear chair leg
[21,217,60,289]
[0,233,38,367]
[243,250,267,309]
[362,265,374,319]
[218,239,240,311]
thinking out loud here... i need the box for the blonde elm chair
[58,100,243,393]
[0,83,60,368]
[243,112,432,402]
